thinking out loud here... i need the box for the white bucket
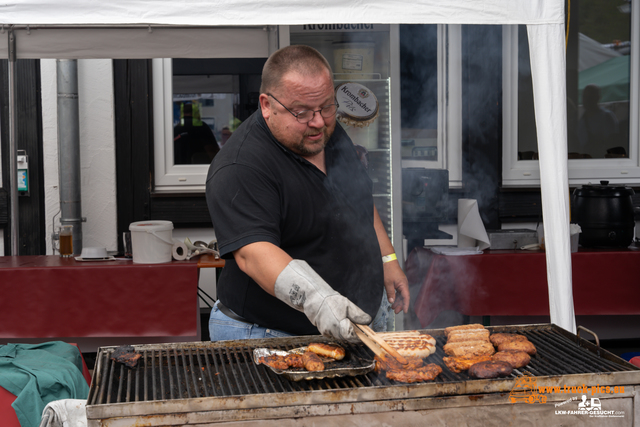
[129,220,174,264]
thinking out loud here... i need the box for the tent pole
[7,28,19,255]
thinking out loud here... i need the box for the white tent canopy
[1,0,576,333]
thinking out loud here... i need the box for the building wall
[39,59,217,307]
[41,59,118,254]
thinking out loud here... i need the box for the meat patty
[468,360,513,379]
[492,350,531,369]
[307,343,346,360]
[489,333,528,347]
[444,324,485,337]
[386,363,442,383]
[443,354,493,373]
[443,340,495,357]
[498,340,537,355]
[302,351,325,371]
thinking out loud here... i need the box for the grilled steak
[492,350,531,369]
[110,345,142,369]
[498,340,537,355]
[442,354,493,373]
[259,355,290,370]
[386,363,442,383]
[284,354,305,369]
[468,360,513,379]
[489,333,528,347]
[374,354,425,373]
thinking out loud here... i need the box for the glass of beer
[59,225,74,257]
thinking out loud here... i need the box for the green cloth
[579,55,630,104]
[0,341,90,427]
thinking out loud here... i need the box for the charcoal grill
[86,324,640,426]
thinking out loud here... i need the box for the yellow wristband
[382,253,397,264]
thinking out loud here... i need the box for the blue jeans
[208,301,294,341]
[371,288,394,333]
[209,293,393,342]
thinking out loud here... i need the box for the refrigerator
[288,25,403,260]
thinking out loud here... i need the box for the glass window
[503,0,638,186]
[153,57,264,191]
[400,25,438,162]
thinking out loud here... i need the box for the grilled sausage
[447,329,491,343]
[468,360,513,379]
[443,340,495,357]
[302,351,325,371]
[307,343,346,360]
[444,324,485,337]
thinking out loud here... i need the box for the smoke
[401,25,504,330]
[400,25,438,131]
[321,123,385,315]
[461,25,503,229]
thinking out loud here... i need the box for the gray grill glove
[274,260,372,342]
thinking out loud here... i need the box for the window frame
[152,58,220,192]
[152,27,274,193]
[401,24,463,189]
[502,3,640,187]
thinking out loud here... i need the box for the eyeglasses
[268,94,339,124]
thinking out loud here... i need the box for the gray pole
[56,59,83,255]
[8,29,19,255]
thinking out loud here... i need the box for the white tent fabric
[1,0,564,26]
[527,24,576,333]
[0,0,575,333]
[579,32,621,72]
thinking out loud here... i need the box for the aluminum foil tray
[253,346,375,381]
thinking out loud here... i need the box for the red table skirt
[0,256,199,338]
[408,247,640,328]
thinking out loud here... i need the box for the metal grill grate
[88,324,638,406]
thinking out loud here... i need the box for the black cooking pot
[571,181,636,248]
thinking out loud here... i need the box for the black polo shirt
[206,110,384,335]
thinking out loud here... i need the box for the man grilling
[205,45,409,342]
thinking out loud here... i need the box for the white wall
[41,59,118,254]
[40,59,218,305]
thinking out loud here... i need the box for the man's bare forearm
[233,242,293,295]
